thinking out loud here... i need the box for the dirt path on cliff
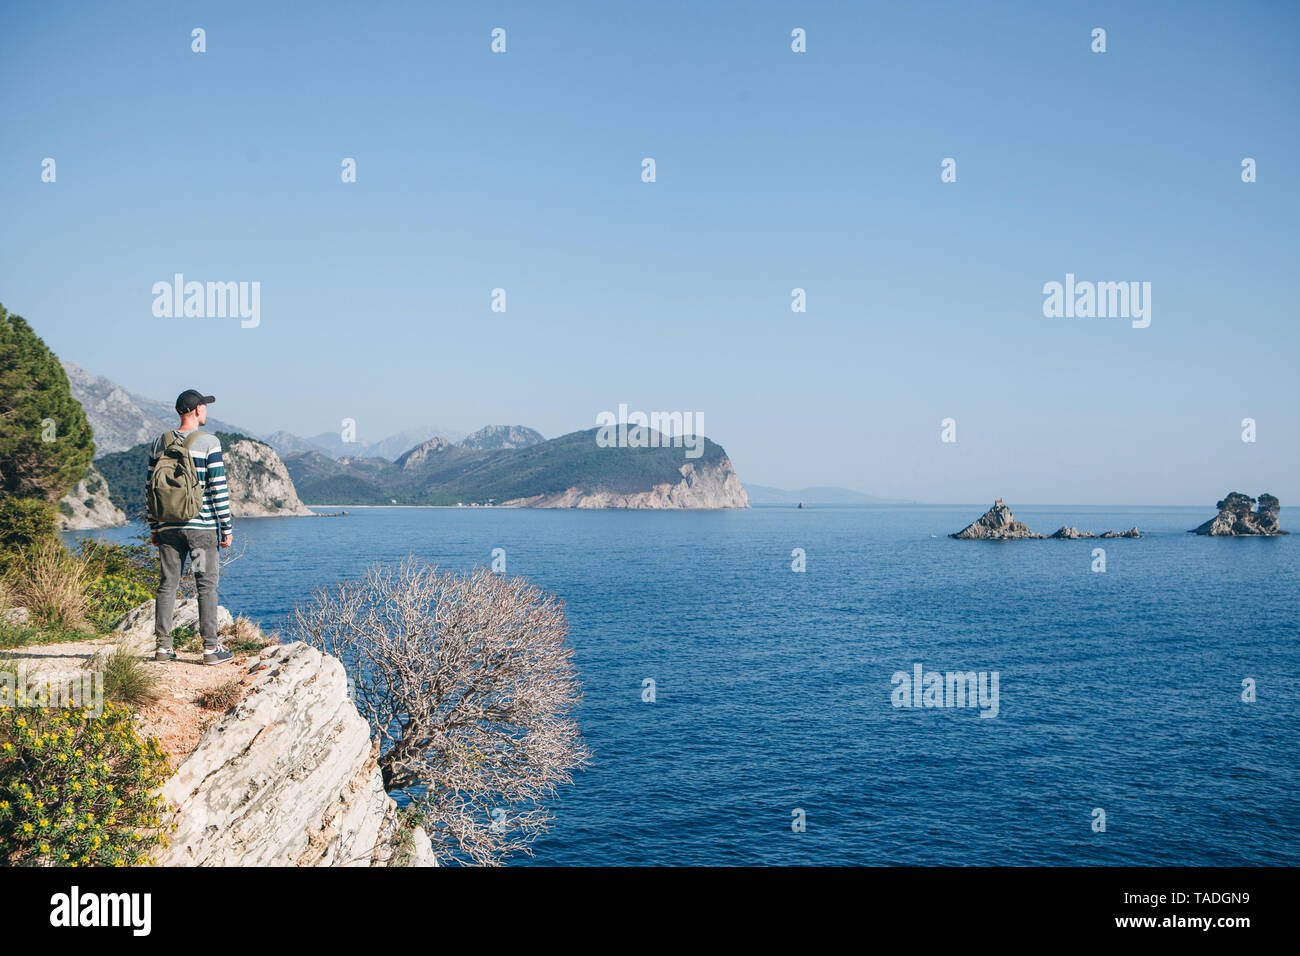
[2,633,262,765]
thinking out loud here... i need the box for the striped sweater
[145,429,233,536]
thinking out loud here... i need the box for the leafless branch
[292,557,591,866]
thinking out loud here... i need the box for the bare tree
[292,558,591,865]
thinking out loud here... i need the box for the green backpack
[146,430,205,524]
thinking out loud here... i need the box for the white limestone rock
[114,598,234,652]
[58,465,127,530]
[155,641,434,867]
[224,438,315,517]
[502,456,751,510]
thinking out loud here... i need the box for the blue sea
[68,504,1300,866]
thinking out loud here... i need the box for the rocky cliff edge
[4,600,433,866]
[58,464,127,530]
[155,639,434,866]
[501,456,750,509]
[222,438,316,518]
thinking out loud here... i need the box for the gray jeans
[155,528,220,651]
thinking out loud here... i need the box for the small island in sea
[1190,492,1286,535]
[950,500,1140,540]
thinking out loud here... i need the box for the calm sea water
[69,504,1300,866]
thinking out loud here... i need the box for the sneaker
[154,648,177,662]
[203,646,234,666]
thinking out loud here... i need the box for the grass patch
[219,615,270,654]
[7,538,89,630]
[171,625,201,652]
[194,680,243,711]
[385,804,426,867]
[0,621,101,649]
[92,643,163,707]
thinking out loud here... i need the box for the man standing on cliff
[146,389,234,665]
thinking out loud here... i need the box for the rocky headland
[154,639,432,866]
[57,464,127,530]
[1190,492,1286,535]
[500,456,750,509]
[286,427,751,510]
[220,436,315,517]
[950,500,1140,540]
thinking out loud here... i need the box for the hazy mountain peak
[304,425,467,461]
[460,424,544,450]
[60,362,168,453]
[259,430,329,457]
[63,361,315,458]
[395,435,453,470]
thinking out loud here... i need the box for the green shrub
[218,615,270,654]
[96,646,162,707]
[0,701,172,866]
[84,573,153,632]
[172,625,201,652]
[385,803,425,867]
[78,538,157,633]
[1,533,155,637]
[76,537,156,591]
[0,498,56,575]
[223,635,265,654]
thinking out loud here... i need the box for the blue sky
[2,0,1297,504]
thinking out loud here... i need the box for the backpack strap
[162,430,202,450]
[157,430,203,461]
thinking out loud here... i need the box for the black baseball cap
[176,389,215,414]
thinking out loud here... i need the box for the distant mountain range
[62,362,527,462]
[63,362,256,454]
[257,430,328,457]
[299,425,471,460]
